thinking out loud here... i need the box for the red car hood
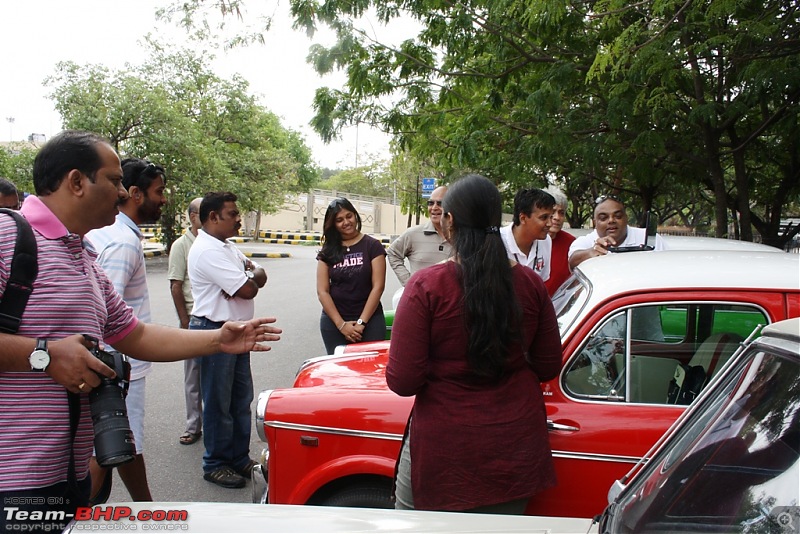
[295,341,391,389]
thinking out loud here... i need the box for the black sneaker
[234,459,258,480]
[203,467,246,488]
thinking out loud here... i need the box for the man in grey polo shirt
[387,185,452,286]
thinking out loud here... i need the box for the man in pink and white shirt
[0,131,280,531]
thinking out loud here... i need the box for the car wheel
[322,485,393,508]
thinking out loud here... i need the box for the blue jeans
[189,316,253,473]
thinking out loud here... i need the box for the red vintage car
[253,249,800,518]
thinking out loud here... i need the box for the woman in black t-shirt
[316,198,387,353]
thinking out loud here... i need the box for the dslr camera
[84,335,135,468]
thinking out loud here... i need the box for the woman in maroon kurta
[386,174,562,513]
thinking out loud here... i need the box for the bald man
[387,186,453,286]
[569,195,667,270]
[168,197,205,446]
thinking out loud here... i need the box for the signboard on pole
[421,178,436,199]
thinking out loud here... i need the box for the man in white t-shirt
[188,191,267,489]
[569,195,667,270]
[500,188,555,281]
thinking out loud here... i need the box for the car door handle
[547,420,579,432]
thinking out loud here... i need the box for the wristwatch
[245,270,255,279]
[29,338,50,372]
[356,318,367,327]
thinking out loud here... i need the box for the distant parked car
[254,250,800,519]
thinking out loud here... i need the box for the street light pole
[6,117,15,142]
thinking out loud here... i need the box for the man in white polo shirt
[188,191,267,489]
[500,188,555,281]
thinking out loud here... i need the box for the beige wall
[243,190,427,237]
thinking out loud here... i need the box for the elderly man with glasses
[568,194,667,270]
[387,186,452,286]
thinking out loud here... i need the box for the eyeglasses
[328,198,347,209]
[595,194,622,206]
[427,200,443,207]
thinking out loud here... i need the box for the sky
[0,0,394,169]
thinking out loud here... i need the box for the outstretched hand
[219,317,281,354]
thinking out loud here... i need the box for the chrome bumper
[251,460,268,504]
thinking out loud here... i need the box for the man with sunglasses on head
[387,185,452,286]
[568,194,667,270]
[85,158,168,503]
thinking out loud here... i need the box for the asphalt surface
[105,241,402,504]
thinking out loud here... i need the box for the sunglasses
[595,194,622,206]
[427,200,443,207]
[139,162,163,178]
[329,198,347,209]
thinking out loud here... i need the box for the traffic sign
[421,178,436,198]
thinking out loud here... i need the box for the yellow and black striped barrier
[243,251,292,259]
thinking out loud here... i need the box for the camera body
[85,336,135,468]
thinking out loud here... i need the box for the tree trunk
[728,128,753,241]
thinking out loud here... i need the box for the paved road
[106,242,401,504]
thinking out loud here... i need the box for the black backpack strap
[0,208,38,334]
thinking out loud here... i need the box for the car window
[563,303,768,404]
[607,350,800,532]
[553,276,589,337]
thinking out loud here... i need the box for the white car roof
[661,235,785,252]
[576,250,799,299]
[761,317,800,341]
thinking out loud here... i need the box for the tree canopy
[167,0,800,245]
[45,39,319,243]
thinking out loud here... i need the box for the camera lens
[89,380,135,467]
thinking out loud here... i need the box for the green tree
[319,153,391,197]
[165,0,800,245]
[0,145,36,195]
[46,42,319,245]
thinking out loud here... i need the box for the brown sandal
[179,431,201,445]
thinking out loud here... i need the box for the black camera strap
[0,209,87,505]
[0,208,38,334]
[66,390,88,507]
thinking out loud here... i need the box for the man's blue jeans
[189,316,253,474]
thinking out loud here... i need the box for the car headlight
[255,389,273,442]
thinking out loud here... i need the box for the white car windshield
[606,348,800,532]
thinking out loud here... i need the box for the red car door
[529,291,786,518]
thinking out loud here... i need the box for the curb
[243,252,292,259]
